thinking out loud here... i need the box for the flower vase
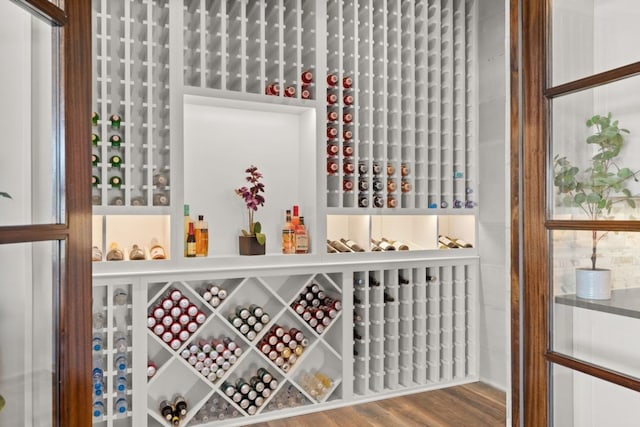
[238,235,265,256]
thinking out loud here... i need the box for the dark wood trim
[58,0,92,426]
[521,0,549,425]
[0,224,68,244]
[9,0,68,26]
[509,0,521,425]
[546,352,640,393]
[544,61,640,98]
[545,220,640,232]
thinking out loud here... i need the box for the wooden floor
[251,382,506,427]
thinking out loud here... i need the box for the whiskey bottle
[195,215,209,257]
[129,244,146,260]
[340,238,365,252]
[149,238,167,259]
[186,222,196,257]
[281,209,295,254]
[106,243,124,261]
[295,216,310,254]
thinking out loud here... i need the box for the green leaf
[627,199,636,209]
[573,193,586,205]
[618,168,633,179]
[586,193,602,204]
[255,232,266,246]
[253,221,262,234]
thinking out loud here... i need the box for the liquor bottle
[92,112,100,126]
[109,114,122,129]
[327,239,353,253]
[92,133,100,146]
[149,238,167,259]
[371,238,395,251]
[291,205,300,228]
[453,237,473,248]
[109,176,122,188]
[282,209,295,254]
[438,235,460,249]
[340,238,365,252]
[195,215,209,257]
[295,216,310,254]
[129,244,146,260]
[186,222,196,257]
[343,75,353,89]
[92,153,100,166]
[106,243,124,261]
[284,86,296,97]
[301,70,313,84]
[326,74,338,86]
[327,110,338,122]
[382,237,409,250]
[109,155,122,168]
[183,204,192,256]
[109,134,122,147]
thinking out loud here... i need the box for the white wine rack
[352,262,476,395]
[183,0,317,99]
[325,0,476,210]
[92,0,171,209]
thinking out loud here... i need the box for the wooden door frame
[1,1,91,425]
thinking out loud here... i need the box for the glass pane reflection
[0,1,60,226]
[552,0,640,86]
[0,240,58,425]
[550,76,640,221]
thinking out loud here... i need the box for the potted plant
[235,165,266,255]
[553,112,639,299]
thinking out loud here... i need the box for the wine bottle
[368,275,381,287]
[174,395,188,418]
[153,173,169,187]
[326,92,338,104]
[400,163,409,177]
[383,291,395,303]
[343,111,353,123]
[371,238,395,251]
[301,87,312,99]
[129,244,146,260]
[301,70,313,84]
[106,243,124,261]
[109,134,122,147]
[92,153,100,166]
[343,179,354,192]
[343,144,354,157]
[386,163,395,176]
[387,195,397,208]
[327,110,338,122]
[92,246,102,262]
[387,179,396,192]
[452,237,473,248]
[195,215,209,257]
[326,74,338,86]
[343,161,354,175]
[92,112,100,126]
[186,222,196,257]
[401,180,411,193]
[109,155,122,168]
[438,235,461,249]
[92,133,100,146]
[109,114,122,129]
[372,195,385,208]
[372,162,382,175]
[326,126,338,139]
[358,195,369,208]
[382,237,409,250]
[343,94,354,105]
[327,159,338,174]
[326,242,338,253]
[340,238,365,252]
[149,238,167,259]
[284,86,296,97]
[295,216,309,254]
[343,75,353,89]
[153,192,169,206]
[326,142,339,156]
[282,209,295,254]
[327,239,353,253]
[109,176,123,188]
[183,204,192,256]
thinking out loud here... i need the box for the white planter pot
[575,268,611,300]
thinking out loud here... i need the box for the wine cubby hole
[261,381,312,414]
[191,391,243,424]
[326,214,475,253]
[352,262,475,396]
[92,0,171,209]
[325,0,476,211]
[183,0,317,99]
[292,342,342,404]
[92,214,171,262]
[183,94,317,257]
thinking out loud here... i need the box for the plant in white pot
[554,113,639,299]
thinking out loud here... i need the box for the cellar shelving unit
[92,0,480,426]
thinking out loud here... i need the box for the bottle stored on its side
[340,238,365,252]
[327,239,353,253]
[92,246,103,262]
[174,395,188,418]
[438,235,461,249]
[106,243,124,261]
[452,237,473,248]
[195,215,209,257]
[381,237,409,250]
[326,242,338,253]
[186,222,196,257]
[371,238,395,251]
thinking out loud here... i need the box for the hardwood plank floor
[251,382,506,427]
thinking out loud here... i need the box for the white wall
[477,0,509,400]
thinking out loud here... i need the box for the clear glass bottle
[106,242,124,261]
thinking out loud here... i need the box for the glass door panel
[0,1,60,226]
[0,240,60,425]
[552,0,640,86]
[553,364,640,427]
[550,76,640,221]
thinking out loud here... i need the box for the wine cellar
[91,0,483,426]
